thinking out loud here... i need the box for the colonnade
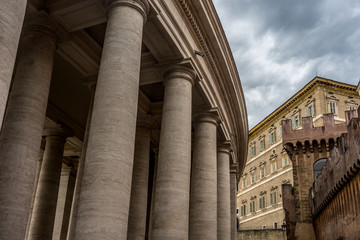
[0,0,239,239]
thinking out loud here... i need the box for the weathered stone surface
[0,0,27,128]
[127,123,152,240]
[189,113,218,240]
[151,66,195,240]
[0,20,56,240]
[74,1,149,239]
[217,144,232,240]
[28,126,69,240]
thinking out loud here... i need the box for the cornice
[249,77,358,137]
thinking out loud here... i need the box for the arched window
[313,158,327,180]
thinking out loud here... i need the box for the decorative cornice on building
[250,195,257,200]
[270,186,278,191]
[242,199,247,204]
[281,179,291,184]
[249,166,256,172]
[269,153,277,161]
[249,77,358,137]
[259,161,266,166]
[259,190,266,196]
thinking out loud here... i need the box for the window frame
[241,204,246,216]
[251,171,256,184]
[250,200,256,213]
[271,160,277,173]
[270,191,277,205]
[260,165,265,178]
[259,196,266,209]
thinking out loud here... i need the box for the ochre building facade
[237,77,360,238]
[0,1,248,240]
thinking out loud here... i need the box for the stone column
[66,76,96,240]
[0,0,27,127]
[0,13,57,240]
[74,1,150,239]
[27,126,70,240]
[52,165,77,240]
[230,168,237,240]
[189,113,219,240]
[25,148,45,240]
[127,119,152,240]
[217,143,232,240]
[151,66,195,240]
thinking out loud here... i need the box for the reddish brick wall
[312,112,360,240]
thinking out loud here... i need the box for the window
[236,208,239,214]
[241,205,246,216]
[271,161,277,173]
[259,196,266,209]
[260,166,265,178]
[258,139,265,151]
[242,177,247,188]
[250,200,256,213]
[268,131,276,144]
[249,144,256,158]
[274,222,278,229]
[270,192,277,204]
[305,103,315,117]
[329,102,336,114]
[313,158,328,180]
[282,155,289,167]
[292,114,300,128]
[251,171,256,184]
[348,105,356,110]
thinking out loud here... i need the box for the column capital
[23,11,61,43]
[193,109,221,127]
[43,124,72,139]
[217,141,232,154]
[105,0,150,22]
[163,65,196,87]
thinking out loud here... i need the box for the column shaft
[0,23,56,239]
[189,115,218,240]
[74,1,149,239]
[217,147,231,240]
[151,66,195,239]
[0,0,27,127]
[53,165,76,240]
[230,171,237,240]
[28,129,68,240]
[25,150,45,240]
[67,77,96,240]
[127,125,151,240]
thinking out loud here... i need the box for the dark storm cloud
[213,0,360,128]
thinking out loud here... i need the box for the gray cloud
[213,0,360,128]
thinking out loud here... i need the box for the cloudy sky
[213,0,360,129]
